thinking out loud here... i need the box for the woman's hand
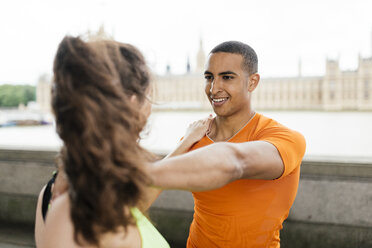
[165,114,214,159]
[183,114,213,144]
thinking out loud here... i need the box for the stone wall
[0,149,371,247]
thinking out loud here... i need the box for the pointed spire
[97,24,105,37]
[86,24,113,41]
[196,37,206,73]
[358,52,362,68]
[166,64,171,74]
[186,56,191,74]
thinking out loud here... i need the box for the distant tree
[0,84,36,107]
[23,85,36,104]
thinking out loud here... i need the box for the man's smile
[211,97,229,106]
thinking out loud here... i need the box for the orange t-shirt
[186,113,306,248]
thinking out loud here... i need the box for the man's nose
[210,79,221,95]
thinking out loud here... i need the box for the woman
[37,36,211,248]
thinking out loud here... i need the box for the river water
[0,111,371,159]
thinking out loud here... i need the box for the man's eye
[204,75,213,80]
[223,75,233,80]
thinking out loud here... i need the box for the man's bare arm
[149,141,284,192]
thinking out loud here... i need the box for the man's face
[204,52,251,117]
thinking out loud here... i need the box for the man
[151,41,306,247]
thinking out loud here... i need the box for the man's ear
[248,73,260,92]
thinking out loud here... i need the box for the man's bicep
[237,141,284,180]
[258,129,306,179]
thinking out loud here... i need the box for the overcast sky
[1,0,372,85]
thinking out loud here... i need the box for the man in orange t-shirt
[151,41,306,247]
[187,112,305,247]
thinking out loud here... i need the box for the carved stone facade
[153,73,210,110]
[37,29,372,111]
[153,45,372,111]
[35,26,113,113]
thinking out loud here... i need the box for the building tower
[298,57,302,78]
[196,38,206,73]
[36,74,51,112]
[186,56,191,74]
[86,24,113,41]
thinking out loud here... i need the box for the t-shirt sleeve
[255,124,306,179]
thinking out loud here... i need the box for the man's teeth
[213,98,227,102]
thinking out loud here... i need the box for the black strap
[41,171,58,222]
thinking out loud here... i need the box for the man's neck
[209,108,256,142]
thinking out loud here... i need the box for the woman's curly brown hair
[52,36,152,245]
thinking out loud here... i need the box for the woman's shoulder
[46,193,71,225]
[100,223,141,248]
[40,193,80,248]
[41,194,141,248]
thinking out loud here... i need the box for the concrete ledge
[0,149,57,163]
[0,222,35,248]
[149,208,193,248]
[1,149,371,178]
[290,177,372,227]
[302,155,372,179]
[151,190,194,211]
[0,193,38,224]
[0,161,55,196]
[281,220,372,248]
[1,148,372,247]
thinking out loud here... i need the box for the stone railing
[0,149,371,248]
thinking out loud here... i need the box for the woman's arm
[139,115,213,210]
[40,193,80,248]
[35,185,47,247]
[165,114,213,158]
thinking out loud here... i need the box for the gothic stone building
[153,42,372,111]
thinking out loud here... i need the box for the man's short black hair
[210,41,258,75]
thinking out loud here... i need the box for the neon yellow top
[131,208,170,248]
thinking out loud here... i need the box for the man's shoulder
[254,112,286,131]
[256,112,279,125]
[255,112,305,140]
